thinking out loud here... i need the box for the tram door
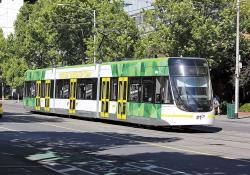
[117,77,128,120]
[44,80,51,112]
[69,79,77,114]
[35,81,41,111]
[101,78,110,118]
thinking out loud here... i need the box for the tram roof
[24,57,204,81]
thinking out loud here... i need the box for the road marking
[10,117,250,164]
[126,162,192,175]
[0,126,22,133]
[0,166,42,168]
[44,165,98,175]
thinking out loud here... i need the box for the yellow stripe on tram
[161,114,193,118]
[208,114,215,119]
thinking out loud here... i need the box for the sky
[124,0,154,15]
[0,0,23,37]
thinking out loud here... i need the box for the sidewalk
[215,113,250,123]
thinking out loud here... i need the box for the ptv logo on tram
[196,114,205,120]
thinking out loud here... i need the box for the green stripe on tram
[23,97,36,107]
[25,69,46,81]
[111,58,169,77]
[127,102,161,119]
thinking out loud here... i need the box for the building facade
[124,0,154,29]
[0,0,23,37]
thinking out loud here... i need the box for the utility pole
[235,0,240,118]
[93,10,96,64]
[1,82,4,101]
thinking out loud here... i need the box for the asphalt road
[0,100,250,175]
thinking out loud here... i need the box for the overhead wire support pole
[93,10,96,64]
[235,0,240,119]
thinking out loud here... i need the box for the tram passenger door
[117,77,128,120]
[101,78,110,118]
[69,79,77,114]
[35,81,41,111]
[44,80,51,112]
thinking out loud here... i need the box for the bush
[220,101,228,114]
[239,103,250,112]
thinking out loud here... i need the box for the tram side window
[41,81,45,98]
[86,79,97,100]
[56,80,63,99]
[129,78,141,102]
[25,81,36,98]
[142,77,154,103]
[50,80,54,98]
[111,78,118,101]
[155,77,161,103]
[63,80,69,99]
[77,79,86,99]
[77,79,97,100]
[56,80,69,99]
[162,77,173,104]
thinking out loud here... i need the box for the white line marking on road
[43,165,69,175]
[127,162,191,175]
[0,166,42,168]
[44,165,98,175]
[0,126,22,133]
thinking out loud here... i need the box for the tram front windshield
[169,58,213,112]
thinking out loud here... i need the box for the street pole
[96,63,101,118]
[1,82,4,101]
[53,66,56,113]
[93,10,96,64]
[235,0,240,119]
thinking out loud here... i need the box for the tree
[134,0,250,102]
[14,0,139,67]
[2,57,28,89]
[85,0,139,62]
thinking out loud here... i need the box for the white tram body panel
[161,104,215,125]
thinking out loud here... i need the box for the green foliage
[86,1,139,62]
[1,0,250,101]
[239,103,250,112]
[14,0,139,67]
[134,0,250,102]
[2,57,28,89]
[220,101,229,115]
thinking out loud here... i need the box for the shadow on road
[0,130,248,175]
[1,112,65,123]
[2,111,222,133]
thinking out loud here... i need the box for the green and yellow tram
[23,57,215,126]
